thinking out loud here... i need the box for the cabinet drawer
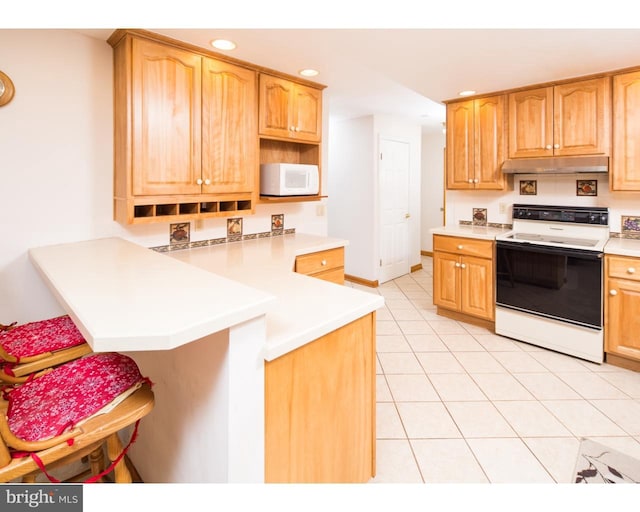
[606,254,640,282]
[295,247,344,275]
[311,268,345,285]
[433,235,493,259]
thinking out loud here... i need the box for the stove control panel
[512,204,609,226]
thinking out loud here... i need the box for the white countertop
[169,233,385,360]
[604,237,640,258]
[430,224,512,240]
[29,237,276,352]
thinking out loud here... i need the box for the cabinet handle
[460,263,466,269]
[610,289,618,296]
[473,178,479,184]
[455,262,461,268]
[468,179,473,184]
[290,126,296,131]
[295,127,301,132]
[204,179,211,185]
[628,267,636,274]
[457,245,463,250]
[553,143,560,149]
[196,178,203,185]
[321,259,327,266]
[545,144,552,150]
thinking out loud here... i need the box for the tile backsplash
[447,173,640,236]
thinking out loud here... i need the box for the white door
[379,138,411,284]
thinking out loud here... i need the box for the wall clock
[0,70,15,107]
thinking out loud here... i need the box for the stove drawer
[606,254,640,282]
[434,235,493,259]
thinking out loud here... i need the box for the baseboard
[411,263,423,273]
[605,353,640,372]
[344,274,379,288]
[436,307,495,332]
[420,250,433,257]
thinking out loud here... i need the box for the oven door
[496,240,603,329]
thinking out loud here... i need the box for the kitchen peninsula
[28,234,383,483]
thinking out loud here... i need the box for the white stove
[494,204,609,363]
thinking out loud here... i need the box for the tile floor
[346,255,640,483]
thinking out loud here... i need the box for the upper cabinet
[508,77,611,158]
[612,70,640,191]
[108,30,325,223]
[446,94,507,190]
[259,74,322,143]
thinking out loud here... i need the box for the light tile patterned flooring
[346,256,640,483]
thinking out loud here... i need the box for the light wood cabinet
[605,254,640,366]
[446,95,507,190]
[295,247,344,284]
[265,313,375,482]
[612,70,640,191]
[110,30,259,224]
[508,77,610,158]
[433,235,494,322]
[259,74,322,143]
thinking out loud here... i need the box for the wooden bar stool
[0,352,154,483]
[0,315,92,384]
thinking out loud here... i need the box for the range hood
[501,155,609,175]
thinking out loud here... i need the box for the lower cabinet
[605,255,640,367]
[264,313,375,483]
[295,247,344,284]
[433,235,494,322]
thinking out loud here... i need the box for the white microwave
[260,163,319,196]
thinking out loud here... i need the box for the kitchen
[2,7,640,511]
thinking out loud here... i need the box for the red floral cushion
[6,352,145,443]
[0,315,86,359]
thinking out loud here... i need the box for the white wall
[0,29,327,325]
[328,114,421,282]
[446,173,640,232]
[327,116,376,280]
[420,126,446,253]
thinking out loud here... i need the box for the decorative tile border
[610,231,640,240]
[458,220,512,229]
[150,228,297,253]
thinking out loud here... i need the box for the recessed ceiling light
[459,90,476,97]
[211,39,236,51]
[299,69,319,77]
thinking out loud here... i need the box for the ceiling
[77,27,640,132]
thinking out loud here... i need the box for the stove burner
[508,233,600,248]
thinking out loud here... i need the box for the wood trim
[442,64,640,104]
[421,250,433,257]
[411,263,423,273]
[436,306,495,332]
[605,353,640,372]
[108,29,327,90]
[344,274,379,288]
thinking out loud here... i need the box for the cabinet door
[606,277,640,361]
[612,71,640,191]
[446,100,474,189]
[259,74,294,139]
[132,38,202,196]
[508,87,553,158]
[554,77,610,156]
[461,255,494,321]
[291,83,322,142]
[433,251,460,311]
[474,95,506,190]
[202,58,257,194]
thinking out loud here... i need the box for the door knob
[460,263,466,269]
[554,143,560,149]
[610,289,618,296]
[545,144,552,150]
[321,259,327,266]
[405,213,411,219]
[204,179,211,185]
[457,245,463,250]
[455,262,461,268]
[196,178,203,185]
[628,268,636,274]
